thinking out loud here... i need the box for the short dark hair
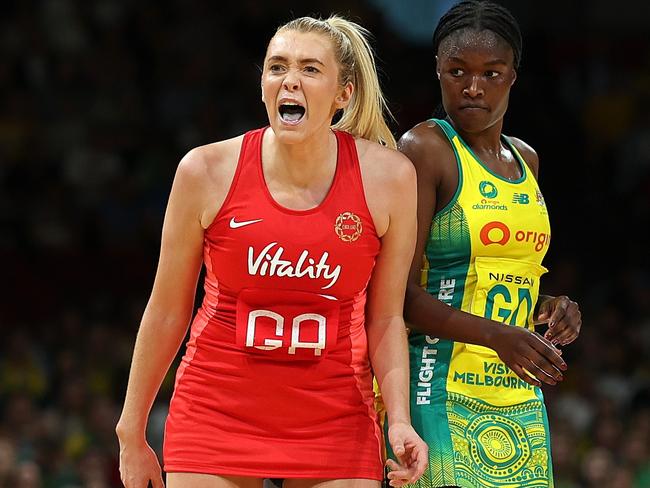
[433,0,522,69]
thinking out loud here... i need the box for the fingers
[543,298,581,346]
[117,439,166,488]
[386,441,429,487]
[122,476,161,488]
[554,327,580,346]
[547,296,568,328]
[541,303,566,342]
[521,355,562,385]
[386,459,426,486]
[544,319,569,345]
[529,333,566,371]
[535,300,552,325]
[549,322,580,346]
[153,473,166,488]
[392,439,406,460]
[411,442,429,478]
[386,435,410,486]
[119,453,164,488]
[509,362,541,387]
[506,332,566,386]
[386,458,415,487]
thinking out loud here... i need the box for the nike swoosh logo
[229,217,264,229]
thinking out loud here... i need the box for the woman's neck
[453,117,505,156]
[263,127,337,188]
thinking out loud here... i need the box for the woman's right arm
[399,125,566,388]
[115,148,212,488]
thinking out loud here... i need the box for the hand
[538,295,582,346]
[488,325,566,388]
[385,421,428,487]
[118,438,165,488]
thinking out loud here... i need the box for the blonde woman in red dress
[116,15,427,488]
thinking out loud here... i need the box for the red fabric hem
[163,464,382,481]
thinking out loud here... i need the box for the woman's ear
[334,81,354,110]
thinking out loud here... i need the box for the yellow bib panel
[446,128,551,406]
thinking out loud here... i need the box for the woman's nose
[463,76,484,97]
[282,70,301,91]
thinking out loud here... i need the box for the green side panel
[541,399,554,488]
[401,202,471,486]
[424,201,471,291]
[404,335,456,486]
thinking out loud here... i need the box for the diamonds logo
[479,181,498,199]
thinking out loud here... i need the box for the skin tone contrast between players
[116,2,582,488]
[117,15,427,488]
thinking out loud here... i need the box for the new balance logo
[229,217,263,229]
[512,193,530,204]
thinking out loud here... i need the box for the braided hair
[433,1,522,69]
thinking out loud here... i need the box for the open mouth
[279,103,306,124]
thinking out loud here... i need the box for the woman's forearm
[116,308,191,441]
[404,283,500,348]
[367,316,411,424]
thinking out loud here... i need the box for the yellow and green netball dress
[409,119,553,487]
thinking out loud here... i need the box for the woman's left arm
[364,148,427,486]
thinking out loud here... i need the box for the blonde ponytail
[276,16,396,149]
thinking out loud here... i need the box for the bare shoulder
[507,136,540,178]
[399,120,452,161]
[175,134,246,228]
[400,120,458,191]
[178,134,245,182]
[355,138,415,193]
[354,138,416,237]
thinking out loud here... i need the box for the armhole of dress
[502,134,530,182]
[337,130,379,239]
[205,129,259,233]
[430,118,464,218]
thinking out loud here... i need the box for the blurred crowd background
[1,0,649,487]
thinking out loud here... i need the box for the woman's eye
[485,70,500,78]
[304,66,320,74]
[450,68,464,77]
[269,64,285,73]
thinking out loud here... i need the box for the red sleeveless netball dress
[163,128,383,480]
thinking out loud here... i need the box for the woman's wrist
[479,318,503,350]
[386,411,411,426]
[115,419,147,444]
